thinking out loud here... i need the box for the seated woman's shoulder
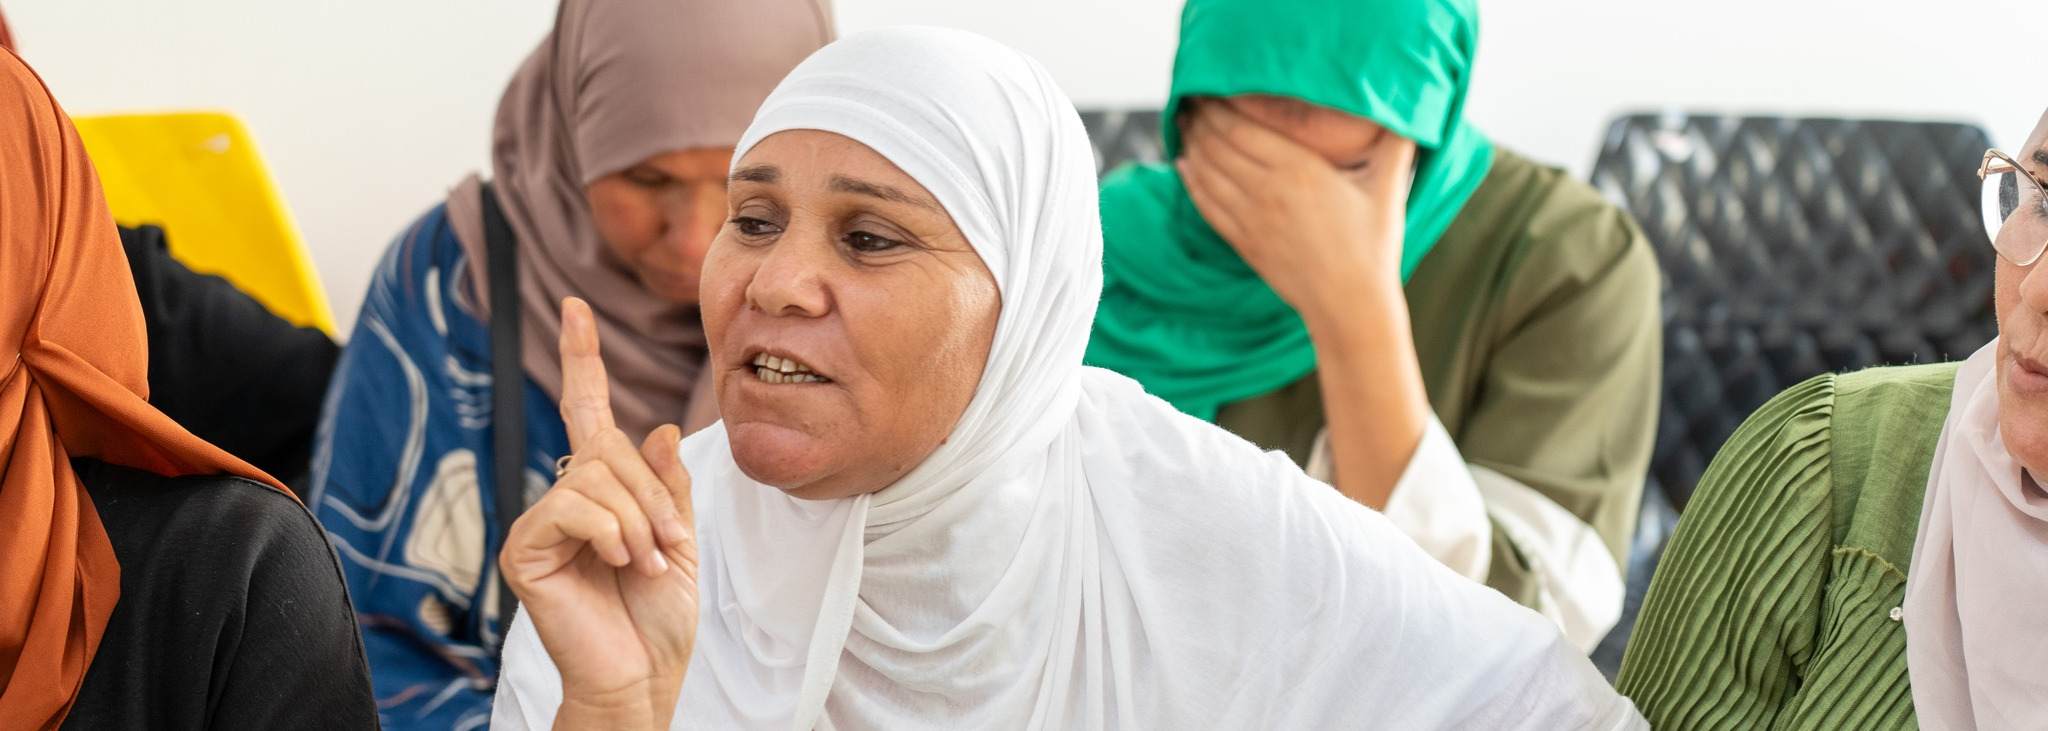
[1822,360,1962,483]
[1723,363,1958,454]
[1486,148,1657,287]
[75,458,354,638]
[1765,360,1956,431]
[1079,372,1302,488]
[361,201,471,315]
[1699,362,1960,513]
[69,458,377,728]
[1831,360,1962,413]
[1077,372,1367,537]
[78,458,326,560]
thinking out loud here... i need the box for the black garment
[63,458,378,730]
[119,225,339,490]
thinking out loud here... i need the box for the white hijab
[1906,339,2048,728]
[494,27,1642,730]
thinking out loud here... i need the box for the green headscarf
[1084,0,1494,421]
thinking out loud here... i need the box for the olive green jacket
[1219,149,1662,606]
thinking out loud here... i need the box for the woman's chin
[725,420,834,492]
[1996,406,2048,480]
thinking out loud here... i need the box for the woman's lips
[2009,353,2048,396]
[745,350,831,385]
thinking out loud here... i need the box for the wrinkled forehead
[737,108,1006,284]
[734,126,974,259]
[731,30,1055,289]
[731,27,1106,356]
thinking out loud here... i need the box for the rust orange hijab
[0,49,285,729]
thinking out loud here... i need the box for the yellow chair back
[74,111,335,335]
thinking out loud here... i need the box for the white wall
[10,0,2044,334]
[9,0,558,335]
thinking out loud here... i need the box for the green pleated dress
[1617,363,1958,729]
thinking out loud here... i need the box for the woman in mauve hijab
[305,1,830,727]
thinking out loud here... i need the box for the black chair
[1586,114,2000,676]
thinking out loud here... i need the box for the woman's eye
[842,230,906,253]
[731,217,780,237]
[2022,184,2048,218]
[625,169,671,188]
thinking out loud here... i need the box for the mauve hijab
[446,0,833,439]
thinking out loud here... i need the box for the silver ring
[554,455,575,480]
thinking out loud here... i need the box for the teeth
[752,366,826,384]
[749,352,817,375]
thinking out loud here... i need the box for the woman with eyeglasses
[1616,108,2048,728]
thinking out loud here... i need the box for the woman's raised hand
[500,297,698,729]
[1175,99,1417,328]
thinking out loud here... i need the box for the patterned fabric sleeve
[306,205,568,731]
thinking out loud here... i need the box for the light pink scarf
[445,0,832,438]
[1905,339,2048,729]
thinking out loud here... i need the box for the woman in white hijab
[492,27,1644,730]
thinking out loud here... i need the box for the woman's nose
[744,226,831,318]
[2020,252,2048,316]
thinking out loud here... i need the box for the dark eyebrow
[830,175,940,212]
[730,164,779,184]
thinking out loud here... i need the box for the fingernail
[648,550,670,576]
[661,517,689,546]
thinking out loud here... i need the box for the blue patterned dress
[307,203,569,730]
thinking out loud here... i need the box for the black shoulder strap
[480,182,528,630]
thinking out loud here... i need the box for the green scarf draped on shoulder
[1084,0,1494,421]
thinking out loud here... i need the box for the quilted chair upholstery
[1586,114,1999,675]
[1081,110,1168,174]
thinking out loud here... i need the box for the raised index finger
[558,296,616,452]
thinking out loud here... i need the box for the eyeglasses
[1978,149,2048,266]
